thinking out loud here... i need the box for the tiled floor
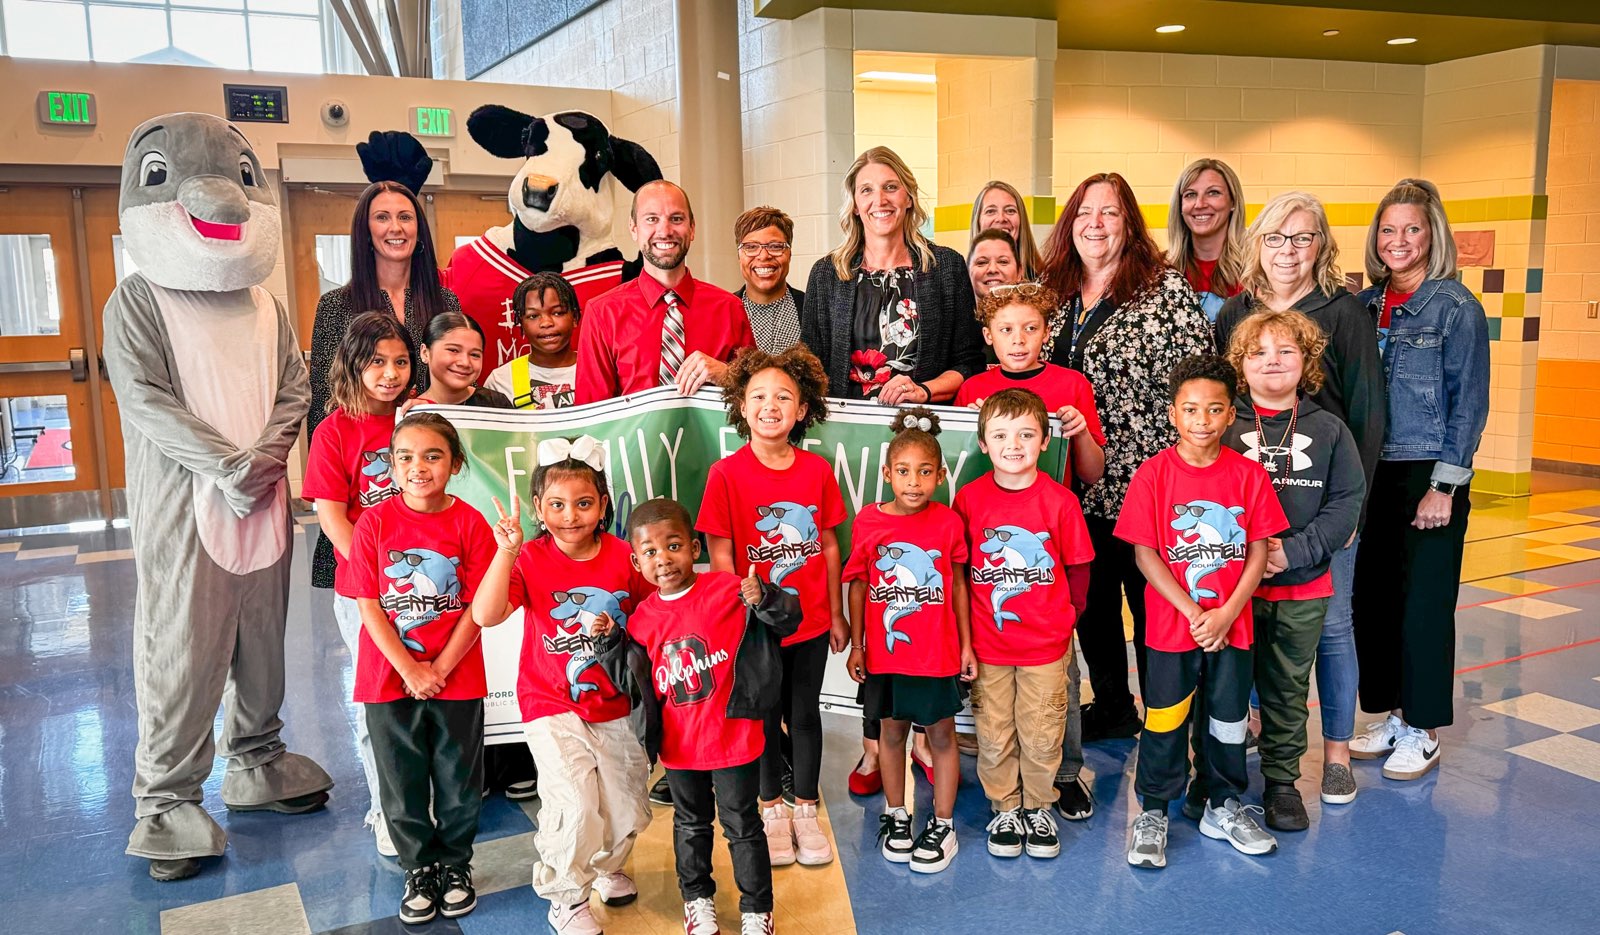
[5,475,1600,934]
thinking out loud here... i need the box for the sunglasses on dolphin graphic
[1172,505,1208,518]
[551,591,589,604]
[386,550,424,566]
[755,505,791,519]
[362,451,390,464]
[876,545,911,559]
[983,528,1019,541]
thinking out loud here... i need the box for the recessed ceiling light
[1155,25,1186,34]
[1387,37,1418,45]
[856,71,936,84]
[1323,29,1341,37]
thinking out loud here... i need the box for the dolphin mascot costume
[102,113,333,882]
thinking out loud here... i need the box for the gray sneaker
[1200,797,1278,856]
[1126,809,1168,868]
[1321,763,1358,804]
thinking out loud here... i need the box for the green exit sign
[410,107,454,138]
[37,91,97,127]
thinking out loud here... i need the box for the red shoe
[848,755,882,796]
[911,751,935,786]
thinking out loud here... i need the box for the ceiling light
[1387,37,1418,45]
[856,71,935,84]
[1155,25,1185,34]
[1323,29,1341,37]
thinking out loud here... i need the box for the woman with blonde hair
[1214,190,1386,811]
[1349,179,1488,783]
[802,146,983,405]
[970,180,1043,281]
[1166,159,1248,322]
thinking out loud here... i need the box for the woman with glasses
[1036,173,1210,752]
[1167,159,1249,323]
[970,181,1043,281]
[734,206,806,353]
[1214,191,1386,809]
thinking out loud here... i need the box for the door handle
[70,347,88,382]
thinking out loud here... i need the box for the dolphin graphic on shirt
[978,525,1055,631]
[753,501,820,593]
[550,587,629,701]
[357,447,396,506]
[873,541,943,653]
[382,548,462,651]
[1168,500,1246,602]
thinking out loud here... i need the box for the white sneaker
[1200,797,1278,856]
[594,871,638,906]
[908,818,958,873]
[761,802,796,867]
[740,911,774,935]
[683,896,719,935]
[372,816,397,858]
[1382,728,1441,780]
[1350,714,1407,760]
[549,900,604,935]
[791,802,833,865]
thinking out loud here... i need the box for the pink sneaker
[791,802,833,866]
[594,870,637,906]
[762,802,796,866]
[549,900,603,935]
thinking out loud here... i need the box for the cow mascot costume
[444,106,662,370]
[103,112,333,882]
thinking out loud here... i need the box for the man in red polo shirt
[575,181,754,404]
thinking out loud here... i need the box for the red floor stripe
[1454,634,1600,674]
[1458,576,1600,610]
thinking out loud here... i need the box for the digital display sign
[411,106,455,138]
[37,91,96,127]
[224,84,289,123]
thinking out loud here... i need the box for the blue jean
[1314,535,1361,742]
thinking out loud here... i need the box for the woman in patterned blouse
[1038,172,1211,743]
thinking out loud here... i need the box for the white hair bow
[537,435,607,472]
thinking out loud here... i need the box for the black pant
[1078,515,1147,718]
[366,698,484,871]
[484,741,537,791]
[760,633,828,802]
[1137,647,1251,807]
[1353,459,1470,730]
[667,758,771,914]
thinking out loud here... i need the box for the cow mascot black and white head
[376,106,660,370]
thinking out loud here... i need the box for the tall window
[0,0,364,74]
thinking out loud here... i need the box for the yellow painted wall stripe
[932,195,1057,233]
[1143,690,1195,734]
[936,194,1548,232]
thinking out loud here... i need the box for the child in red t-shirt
[954,284,1106,487]
[346,413,496,923]
[954,389,1094,861]
[470,435,654,935]
[301,309,413,857]
[1116,355,1288,871]
[699,345,846,870]
[844,408,974,875]
[593,497,800,935]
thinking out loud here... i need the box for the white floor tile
[1507,734,1600,783]
[1483,692,1600,732]
[161,882,310,935]
[1481,596,1582,620]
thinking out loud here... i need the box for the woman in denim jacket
[1349,179,1489,783]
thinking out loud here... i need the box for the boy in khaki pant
[953,389,1094,860]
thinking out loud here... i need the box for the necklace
[1253,402,1298,474]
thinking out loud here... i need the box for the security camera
[322,101,349,127]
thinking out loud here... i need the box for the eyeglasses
[738,242,791,257]
[386,550,424,566]
[755,505,791,519]
[988,282,1045,298]
[1263,232,1320,249]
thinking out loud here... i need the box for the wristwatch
[1428,480,1458,496]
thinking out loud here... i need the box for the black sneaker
[878,809,915,863]
[1023,808,1060,858]
[438,864,477,918]
[781,766,796,807]
[505,778,538,801]
[649,774,673,806]
[909,818,958,873]
[1054,774,1094,821]
[1263,784,1309,832]
[1181,782,1207,822]
[400,864,440,925]
[985,807,1025,857]
[1082,705,1143,743]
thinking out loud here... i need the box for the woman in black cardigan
[802,146,984,405]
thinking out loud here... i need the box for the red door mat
[25,428,73,469]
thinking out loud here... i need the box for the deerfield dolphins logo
[973,525,1056,631]
[548,587,630,702]
[357,447,397,506]
[380,547,463,650]
[1166,500,1247,602]
[870,541,945,653]
[749,501,822,593]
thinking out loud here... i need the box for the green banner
[423,386,1068,741]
